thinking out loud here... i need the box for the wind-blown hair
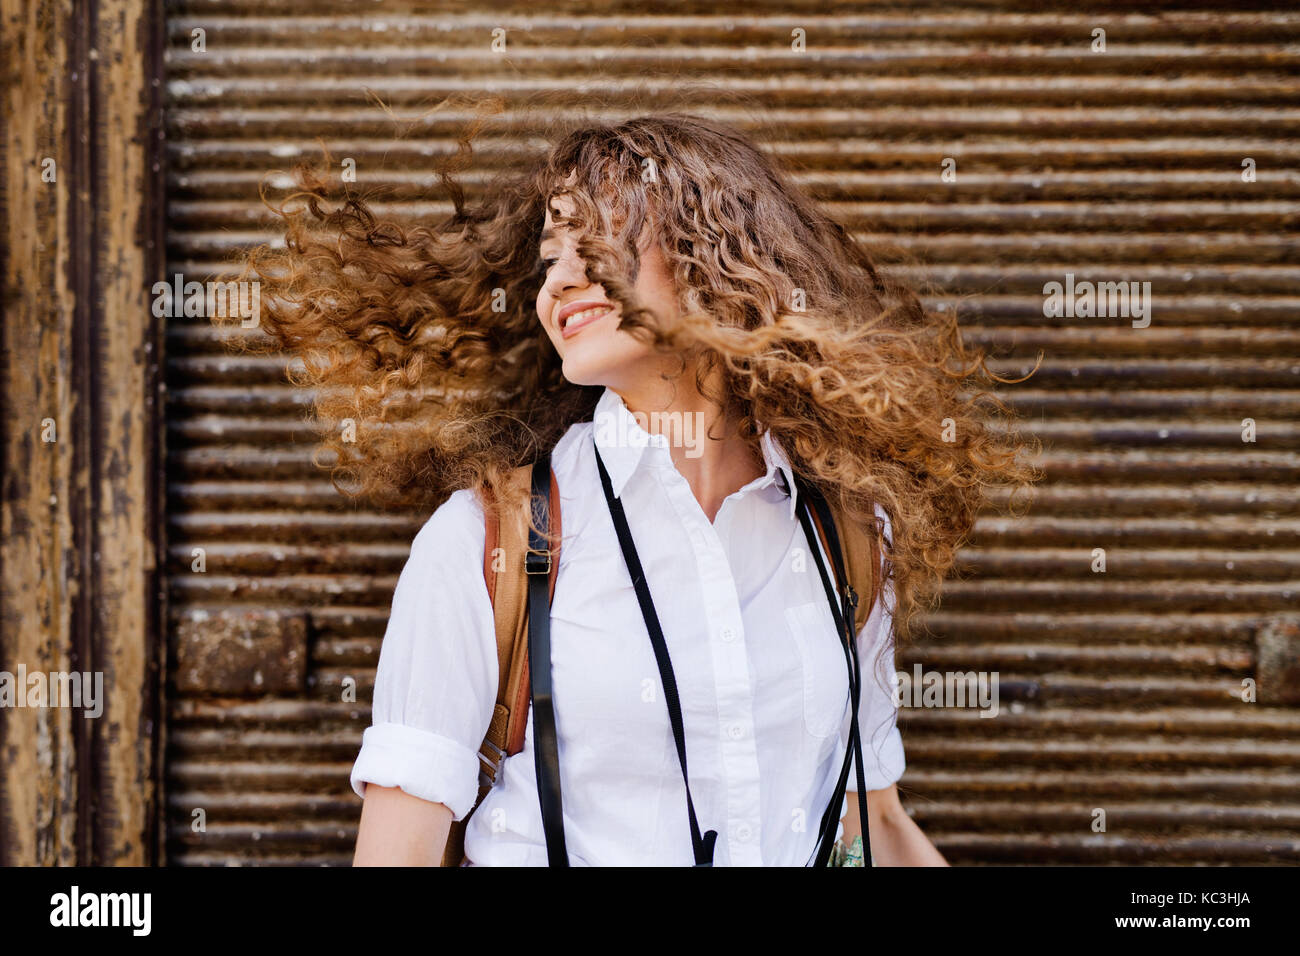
[225,105,1040,643]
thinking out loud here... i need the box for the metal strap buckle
[844,584,859,611]
[525,548,552,575]
[477,738,506,788]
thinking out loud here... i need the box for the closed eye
[535,256,557,276]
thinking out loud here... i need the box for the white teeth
[562,306,610,329]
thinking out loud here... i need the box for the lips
[556,300,615,339]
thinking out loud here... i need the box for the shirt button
[720,627,735,643]
[727,723,744,740]
[735,823,753,842]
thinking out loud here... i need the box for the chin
[559,354,608,388]
[556,335,644,389]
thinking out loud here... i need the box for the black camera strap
[594,442,718,866]
[794,476,873,868]
[526,452,569,866]
[528,440,874,866]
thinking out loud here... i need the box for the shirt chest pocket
[784,601,851,738]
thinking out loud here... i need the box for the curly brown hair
[222,101,1040,643]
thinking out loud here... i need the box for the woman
[235,110,1037,866]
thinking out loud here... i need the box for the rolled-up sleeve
[349,488,499,821]
[847,503,905,793]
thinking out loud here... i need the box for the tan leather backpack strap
[481,464,535,777]
[503,465,561,757]
[443,466,562,866]
[482,485,506,728]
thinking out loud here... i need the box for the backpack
[440,459,885,867]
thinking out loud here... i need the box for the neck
[612,377,764,524]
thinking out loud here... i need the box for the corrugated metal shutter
[163,2,1300,865]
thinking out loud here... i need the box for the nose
[545,248,590,297]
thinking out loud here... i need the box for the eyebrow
[539,228,555,242]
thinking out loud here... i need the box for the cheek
[535,290,554,332]
[634,251,677,313]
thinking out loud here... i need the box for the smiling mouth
[560,304,614,338]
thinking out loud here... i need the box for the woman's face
[535,191,677,390]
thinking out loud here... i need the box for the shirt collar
[761,427,801,521]
[591,386,799,519]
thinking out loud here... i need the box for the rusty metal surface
[172,609,309,695]
[1,0,167,865]
[160,2,1300,865]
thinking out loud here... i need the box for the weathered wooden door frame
[0,0,169,865]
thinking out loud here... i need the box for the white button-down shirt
[351,386,905,865]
